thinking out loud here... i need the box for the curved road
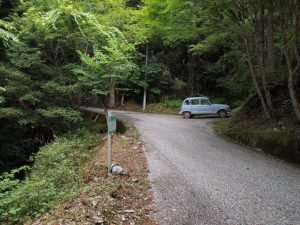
[84,108,300,225]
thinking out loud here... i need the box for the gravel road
[83,108,300,225]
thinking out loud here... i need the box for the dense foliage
[0,0,299,188]
[0,0,299,223]
[140,0,300,120]
[0,126,101,224]
[0,0,142,171]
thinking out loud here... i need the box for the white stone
[111,165,124,175]
[121,215,126,222]
[121,135,130,141]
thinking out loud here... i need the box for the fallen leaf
[124,209,135,213]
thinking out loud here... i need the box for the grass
[117,99,182,115]
[0,114,155,224]
[31,124,156,224]
[0,127,102,224]
[0,114,125,224]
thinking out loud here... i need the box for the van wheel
[218,110,227,118]
[183,112,192,119]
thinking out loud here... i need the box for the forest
[0,0,300,188]
[0,0,300,223]
[0,0,300,170]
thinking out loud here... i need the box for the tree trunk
[261,67,274,116]
[244,39,271,119]
[266,0,275,74]
[256,37,274,117]
[284,48,300,122]
[109,83,116,108]
[265,0,275,115]
[121,93,125,106]
[280,1,300,122]
[258,56,274,116]
[258,0,274,116]
[187,56,195,96]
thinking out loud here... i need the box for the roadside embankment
[0,114,155,224]
[0,125,102,224]
[214,118,300,164]
[33,123,156,225]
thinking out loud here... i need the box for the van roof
[185,96,208,100]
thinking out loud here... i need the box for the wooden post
[143,43,149,111]
[107,111,117,174]
[107,111,112,173]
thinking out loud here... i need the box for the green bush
[210,97,226,104]
[0,128,100,224]
[163,99,182,108]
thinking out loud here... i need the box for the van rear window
[201,99,211,105]
[190,99,200,105]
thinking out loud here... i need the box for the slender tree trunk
[256,37,274,117]
[265,0,275,115]
[187,55,195,96]
[293,0,300,80]
[121,93,125,106]
[258,0,274,116]
[284,48,300,122]
[266,0,275,74]
[259,57,274,116]
[244,39,271,119]
[109,82,116,108]
[279,0,300,122]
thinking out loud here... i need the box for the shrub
[163,99,182,108]
[0,128,101,224]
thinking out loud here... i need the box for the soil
[32,124,157,225]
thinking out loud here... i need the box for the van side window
[184,100,190,105]
[201,99,211,105]
[190,99,200,105]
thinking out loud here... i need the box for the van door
[181,99,191,113]
[200,98,213,114]
[189,98,200,114]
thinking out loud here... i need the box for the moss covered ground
[214,117,300,164]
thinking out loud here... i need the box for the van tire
[183,111,192,119]
[218,110,227,118]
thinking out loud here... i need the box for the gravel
[83,108,300,225]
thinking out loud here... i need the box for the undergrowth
[214,117,300,163]
[0,126,102,224]
[146,99,181,114]
[161,99,182,108]
[117,100,181,114]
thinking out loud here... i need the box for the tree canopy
[0,0,299,172]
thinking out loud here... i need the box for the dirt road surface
[83,108,300,225]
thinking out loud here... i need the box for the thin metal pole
[143,43,149,111]
[107,111,112,173]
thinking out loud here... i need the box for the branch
[292,54,300,75]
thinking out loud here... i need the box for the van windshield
[184,100,190,105]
